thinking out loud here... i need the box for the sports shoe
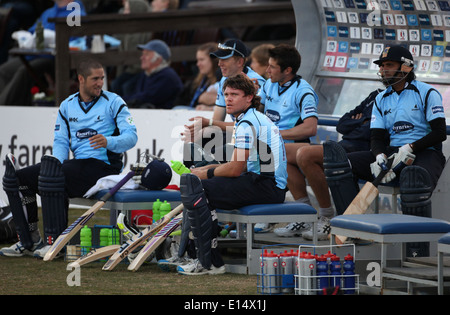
[254,223,274,233]
[158,255,194,272]
[302,216,332,241]
[273,222,310,237]
[0,239,44,257]
[177,259,225,276]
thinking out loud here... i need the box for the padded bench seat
[217,202,318,273]
[70,189,181,225]
[330,214,450,294]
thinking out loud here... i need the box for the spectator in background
[123,39,183,109]
[111,0,152,97]
[0,0,53,65]
[249,43,274,80]
[175,42,221,110]
[0,0,86,106]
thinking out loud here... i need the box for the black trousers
[16,158,120,223]
[347,148,446,190]
[201,172,286,210]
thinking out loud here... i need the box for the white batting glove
[370,153,395,183]
[389,144,415,173]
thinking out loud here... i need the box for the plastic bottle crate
[256,244,300,295]
[294,244,360,295]
[64,225,121,262]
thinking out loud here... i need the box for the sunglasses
[218,43,245,58]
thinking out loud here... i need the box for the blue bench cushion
[439,232,450,245]
[217,202,317,216]
[330,214,450,235]
[94,189,181,203]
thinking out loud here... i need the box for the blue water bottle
[330,255,342,288]
[343,254,356,294]
[316,255,329,295]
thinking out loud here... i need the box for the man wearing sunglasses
[182,39,265,164]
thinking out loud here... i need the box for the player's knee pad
[400,166,433,257]
[399,166,433,218]
[323,141,359,215]
[2,153,34,249]
[180,173,212,269]
[38,155,68,245]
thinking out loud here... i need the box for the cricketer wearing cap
[337,45,447,256]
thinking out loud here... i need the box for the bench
[330,214,450,294]
[70,189,182,225]
[71,191,318,273]
[217,202,318,273]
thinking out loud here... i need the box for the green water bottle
[80,225,92,255]
[159,200,171,218]
[107,228,120,245]
[35,21,44,50]
[100,228,109,247]
[152,198,162,223]
[171,160,191,175]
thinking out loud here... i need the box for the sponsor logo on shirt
[393,121,414,133]
[76,128,98,139]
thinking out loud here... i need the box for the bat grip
[380,162,388,172]
[100,171,135,202]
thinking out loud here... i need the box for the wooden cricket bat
[67,245,121,268]
[43,171,135,261]
[127,212,183,272]
[102,203,184,271]
[335,159,393,245]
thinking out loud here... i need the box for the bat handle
[380,162,388,172]
[100,171,135,202]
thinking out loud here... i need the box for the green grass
[0,208,258,295]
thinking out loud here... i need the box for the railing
[50,2,295,104]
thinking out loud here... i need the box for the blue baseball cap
[140,159,172,190]
[210,39,249,59]
[138,39,171,61]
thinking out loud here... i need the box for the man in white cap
[123,39,183,109]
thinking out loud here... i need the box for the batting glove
[370,153,396,183]
[389,144,415,173]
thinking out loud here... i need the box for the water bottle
[35,21,44,50]
[100,228,109,247]
[279,250,294,293]
[152,199,162,223]
[330,255,342,288]
[260,250,280,294]
[108,228,120,245]
[171,160,191,175]
[79,225,92,255]
[299,252,316,295]
[159,200,171,218]
[343,254,356,294]
[316,255,329,294]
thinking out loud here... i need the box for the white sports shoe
[254,223,274,233]
[0,239,44,257]
[177,259,225,276]
[158,255,194,272]
[302,216,332,241]
[273,222,311,237]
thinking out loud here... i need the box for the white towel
[83,174,139,198]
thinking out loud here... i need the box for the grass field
[0,208,258,295]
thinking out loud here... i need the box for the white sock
[295,197,311,206]
[319,206,335,218]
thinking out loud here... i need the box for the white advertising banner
[0,106,215,201]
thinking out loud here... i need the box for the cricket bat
[127,212,183,272]
[43,171,135,261]
[335,159,393,245]
[102,203,184,271]
[67,245,121,268]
